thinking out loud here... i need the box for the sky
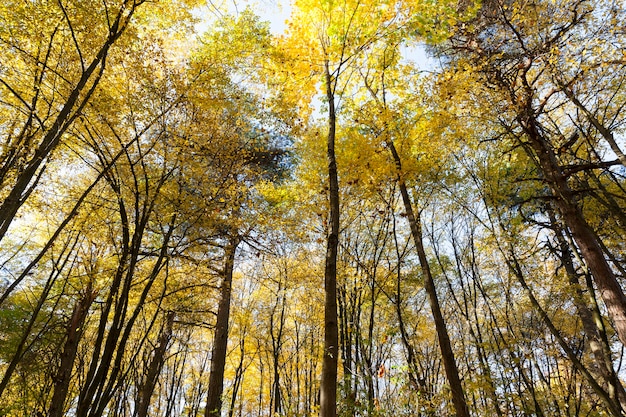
[193,0,290,35]
[193,0,437,71]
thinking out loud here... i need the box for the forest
[1,0,626,416]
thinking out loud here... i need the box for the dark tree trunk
[76,195,175,417]
[205,236,240,417]
[135,311,175,417]
[548,210,626,412]
[228,337,246,417]
[75,187,133,417]
[386,139,470,417]
[48,285,96,417]
[270,293,286,416]
[320,60,339,417]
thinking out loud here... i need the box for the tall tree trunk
[519,112,626,347]
[270,288,286,416]
[549,210,626,411]
[205,235,240,417]
[82,214,175,417]
[228,336,246,417]
[320,60,340,417]
[48,284,96,417]
[386,140,470,417]
[135,311,175,417]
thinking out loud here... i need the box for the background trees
[2,0,626,416]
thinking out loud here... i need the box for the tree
[0,0,151,242]
[352,57,471,415]
[4,0,626,415]
[282,1,412,414]
[190,11,295,417]
[442,0,626,348]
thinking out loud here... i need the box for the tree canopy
[2,0,626,416]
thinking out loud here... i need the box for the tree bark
[386,139,470,417]
[519,112,626,347]
[135,311,175,417]
[549,210,626,411]
[205,235,240,417]
[48,285,96,417]
[320,60,339,417]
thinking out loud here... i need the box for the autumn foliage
[1,0,626,416]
